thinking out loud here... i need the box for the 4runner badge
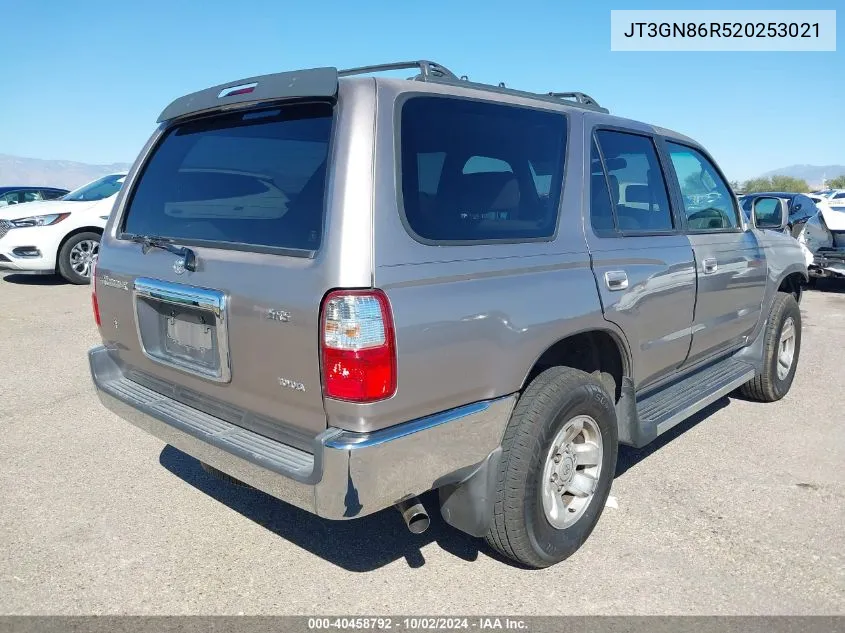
[172,258,186,275]
[266,309,291,323]
[99,275,128,291]
[278,377,306,392]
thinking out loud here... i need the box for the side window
[460,156,517,220]
[594,130,674,233]
[41,190,65,200]
[529,161,553,198]
[589,137,614,233]
[400,97,567,243]
[666,142,739,230]
[0,191,21,206]
[22,190,43,202]
[417,152,445,195]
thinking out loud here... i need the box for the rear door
[663,141,767,366]
[585,125,697,389]
[95,101,343,447]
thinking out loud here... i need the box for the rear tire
[57,231,100,284]
[740,292,801,402]
[485,367,618,568]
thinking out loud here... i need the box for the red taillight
[91,260,101,327]
[320,289,396,402]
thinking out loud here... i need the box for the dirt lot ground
[1,272,843,615]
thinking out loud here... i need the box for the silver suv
[88,61,808,568]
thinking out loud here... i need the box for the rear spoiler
[157,66,339,123]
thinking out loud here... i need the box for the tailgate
[95,101,337,448]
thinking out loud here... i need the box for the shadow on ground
[1,273,66,286]
[806,278,845,294]
[159,445,486,572]
[159,397,736,570]
[616,397,730,477]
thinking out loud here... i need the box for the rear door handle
[604,270,629,291]
[702,258,718,274]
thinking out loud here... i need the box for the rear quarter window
[122,102,333,253]
[399,96,567,244]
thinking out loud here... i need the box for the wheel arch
[777,267,809,302]
[520,327,632,402]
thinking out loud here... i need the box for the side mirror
[752,196,789,230]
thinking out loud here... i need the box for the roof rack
[338,60,608,113]
[547,92,602,108]
[338,60,458,80]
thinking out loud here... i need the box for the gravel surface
[1,272,843,615]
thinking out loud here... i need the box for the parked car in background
[0,186,69,206]
[794,198,845,283]
[88,61,807,569]
[0,173,125,283]
[810,188,845,202]
[827,190,845,210]
[738,192,820,237]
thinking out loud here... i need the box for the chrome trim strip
[134,277,225,315]
[324,400,493,450]
[132,278,232,383]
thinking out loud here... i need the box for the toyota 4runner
[88,60,808,568]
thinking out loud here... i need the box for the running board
[635,357,755,443]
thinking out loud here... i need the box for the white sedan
[0,173,125,284]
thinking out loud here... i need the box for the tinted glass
[594,130,673,232]
[589,137,614,233]
[23,190,43,202]
[666,142,738,230]
[417,153,446,195]
[400,97,566,242]
[64,174,125,201]
[123,103,332,251]
[753,198,781,227]
[0,191,21,206]
[42,190,66,200]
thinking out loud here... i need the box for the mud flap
[437,448,502,538]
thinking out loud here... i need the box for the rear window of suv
[399,96,567,243]
[122,102,332,253]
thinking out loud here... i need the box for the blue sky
[1,0,842,181]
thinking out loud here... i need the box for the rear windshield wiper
[128,235,197,272]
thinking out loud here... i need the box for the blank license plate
[165,314,213,353]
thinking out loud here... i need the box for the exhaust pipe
[396,497,430,534]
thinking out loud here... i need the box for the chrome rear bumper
[89,345,514,520]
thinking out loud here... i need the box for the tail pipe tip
[395,497,430,534]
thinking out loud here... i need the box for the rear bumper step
[89,346,514,520]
